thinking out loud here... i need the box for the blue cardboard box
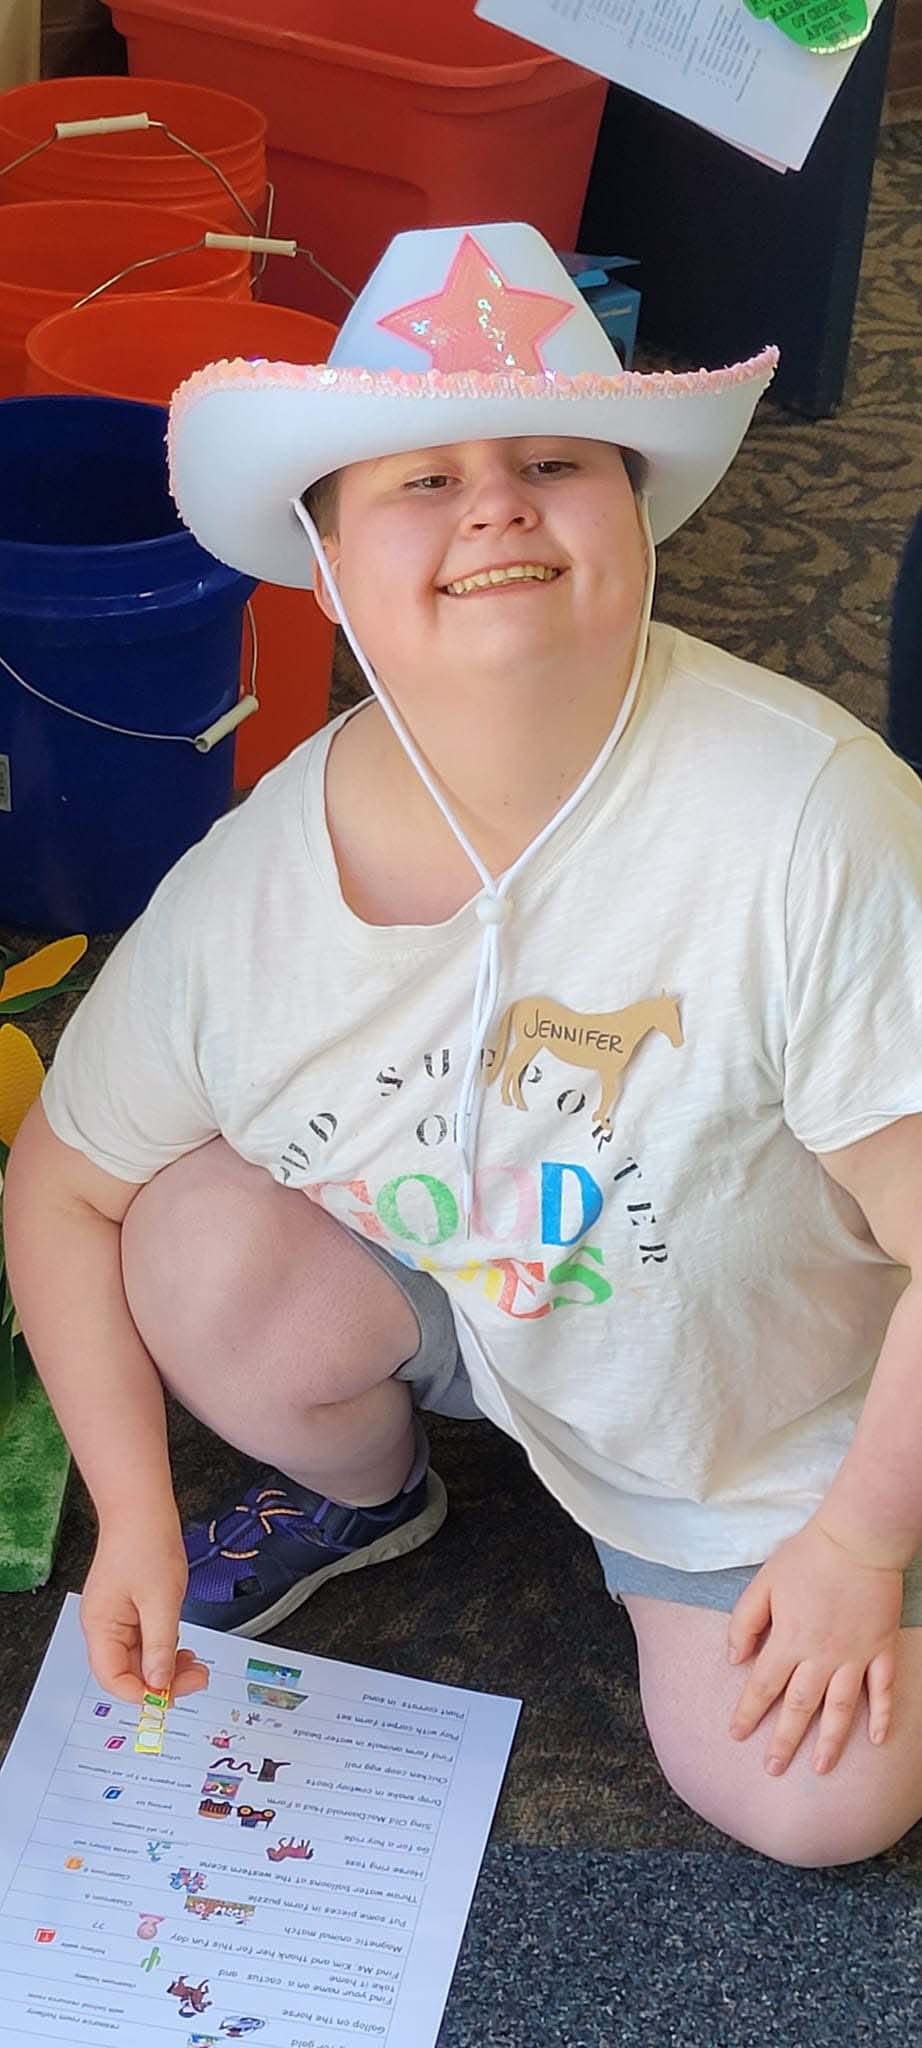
[558,253,641,368]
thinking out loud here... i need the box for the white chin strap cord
[292,492,658,1237]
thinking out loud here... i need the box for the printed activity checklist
[0,1595,520,2047]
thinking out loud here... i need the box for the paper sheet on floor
[0,1593,520,2047]
[475,0,882,170]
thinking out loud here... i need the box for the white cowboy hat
[168,220,778,588]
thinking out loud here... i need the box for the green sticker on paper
[743,0,869,52]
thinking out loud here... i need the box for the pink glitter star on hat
[377,232,576,375]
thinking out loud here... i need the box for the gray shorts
[359,1233,482,1422]
[360,1233,922,1628]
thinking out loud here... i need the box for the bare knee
[120,1136,419,1399]
[121,1137,274,1352]
[754,1811,908,1870]
[625,1595,922,1871]
[659,1738,910,1868]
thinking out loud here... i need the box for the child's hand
[81,1520,209,1704]
[725,1518,903,1776]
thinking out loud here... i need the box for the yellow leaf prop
[0,936,87,1006]
[0,1024,45,1147]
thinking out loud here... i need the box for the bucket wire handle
[0,113,259,232]
[0,600,259,755]
[72,231,356,311]
[255,179,276,283]
[0,116,354,302]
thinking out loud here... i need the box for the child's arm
[4,1099,208,1703]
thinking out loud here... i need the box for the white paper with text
[476,0,881,170]
[0,1594,520,2048]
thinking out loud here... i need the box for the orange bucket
[0,198,251,397]
[0,76,267,232]
[26,293,337,787]
[111,0,608,320]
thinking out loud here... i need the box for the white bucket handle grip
[55,115,151,138]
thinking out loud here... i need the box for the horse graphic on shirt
[486,992,683,1131]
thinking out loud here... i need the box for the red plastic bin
[110,0,608,320]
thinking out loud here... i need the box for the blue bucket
[0,395,256,934]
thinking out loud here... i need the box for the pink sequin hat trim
[168,222,778,587]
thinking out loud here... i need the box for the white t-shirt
[42,623,922,1570]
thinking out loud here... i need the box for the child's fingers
[810,1662,864,1773]
[866,1646,896,1747]
[85,1622,147,1705]
[172,1648,210,1697]
[138,1594,185,1693]
[726,1569,772,1664]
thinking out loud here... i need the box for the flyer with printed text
[476,0,883,170]
[0,1595,520,2047]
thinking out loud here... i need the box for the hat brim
[168,354,778,589]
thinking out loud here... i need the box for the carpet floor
[2,116,922,2047]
